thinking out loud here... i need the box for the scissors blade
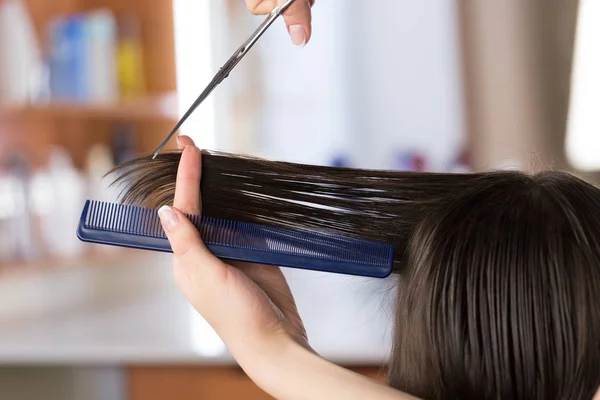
[152,0,297,158]
[237,0,296,57]
[151,73,223,159]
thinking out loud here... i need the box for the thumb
[158,205,230,292]
[247,0,313,46]
[280,0,313,47]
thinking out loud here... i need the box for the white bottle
[0,0,42,103]
[6,152,39,262]
[85,9,119,103]
[29,167,53,258]
[42,147,86,258]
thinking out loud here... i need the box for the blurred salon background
[0,0,595,399]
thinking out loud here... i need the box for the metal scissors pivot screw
[152,0,297,158]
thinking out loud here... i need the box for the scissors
[152,0,298,158]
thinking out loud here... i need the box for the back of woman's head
[390,170,600,399]
[111,152,600,399]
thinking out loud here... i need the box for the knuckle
[286,0,310,16]
[178,201,199,215]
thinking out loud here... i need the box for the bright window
[566,0,600,171]
[172,0,216,148]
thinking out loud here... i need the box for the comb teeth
[78,200,394,278]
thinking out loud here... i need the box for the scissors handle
[152,0,297,158]
[234,0,297,63]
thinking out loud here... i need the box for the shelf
[0,93,179,122]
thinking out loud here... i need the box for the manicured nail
[158,206,178,231]
[177,135,194,149]
[288,25,306,47]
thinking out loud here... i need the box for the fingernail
[158,206,178,232]
[288,25,306,47]
[177,135,194,149]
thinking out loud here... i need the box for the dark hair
[111,151,600,399]
[111,151,487,271]
[390,170,600,399]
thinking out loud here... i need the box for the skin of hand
[246,0,314,46]
[161,135,308,361]
[160,135,420,399]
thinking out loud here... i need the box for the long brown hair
[111,150,489,271]
[110,151,600,399]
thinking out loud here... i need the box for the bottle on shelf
[46,8,122,104]
[47,15,88,101]
[0,0,42,104]
[5,151,38,262]
[29,159,54,260]
[0,163,20,262]
[39,147,86,258]
[117,16,147,98]
[85,9,119,103]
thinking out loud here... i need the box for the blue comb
[76,200,394,278]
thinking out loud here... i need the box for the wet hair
[111,151,600,399]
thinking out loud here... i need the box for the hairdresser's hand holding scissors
[247,0,314,46]
[157,136,417,400]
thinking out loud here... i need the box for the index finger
[173,145,202,216]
